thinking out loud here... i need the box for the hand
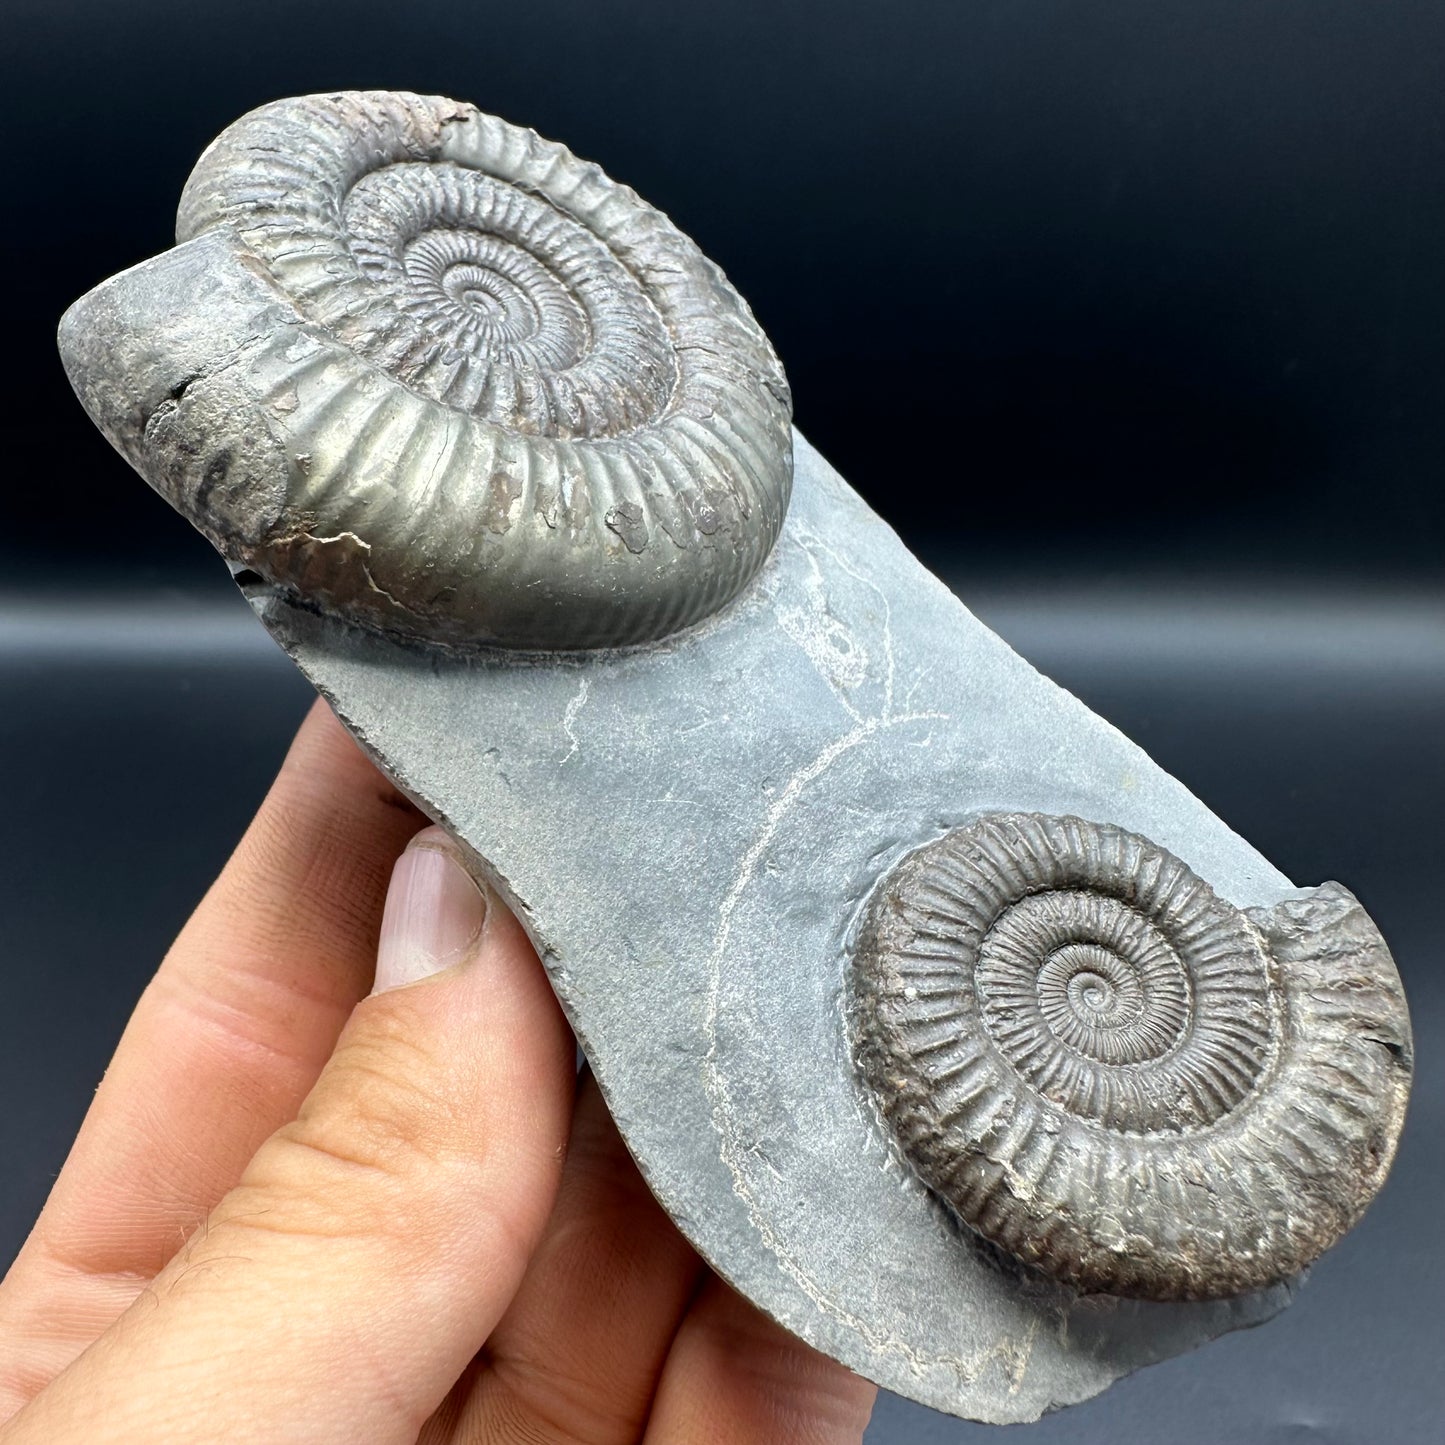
[0,701,876,1443]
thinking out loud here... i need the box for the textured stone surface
[240,433,1409,1422]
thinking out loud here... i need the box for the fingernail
[373,827,488,993]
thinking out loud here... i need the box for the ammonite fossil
[59,91,793,648]
[851,812,1413,1300]
[57,89,1419,1420]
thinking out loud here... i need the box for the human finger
[642,1276,877,1445]
[445,1073,702,1444]
[3,825,573,1445]
[0,700,423,1413]
[0,700,423,1404]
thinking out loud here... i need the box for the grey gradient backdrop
[3,2,1443,1440]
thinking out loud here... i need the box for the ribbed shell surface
[851,813,1413,1300]
[170,90,792,648]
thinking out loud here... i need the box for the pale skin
[0,700,876,1443]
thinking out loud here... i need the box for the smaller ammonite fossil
[58,91,793,650]
[851,811,1413,1300]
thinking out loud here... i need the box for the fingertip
[286,697,419,817]
[373,830,488,993]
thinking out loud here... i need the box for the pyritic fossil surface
[56,91,1413,1424]
[61,91,791,650]
[852,813,1411,1302]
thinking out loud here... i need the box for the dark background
[5,0,1445,585]
[2,2,1442,1440]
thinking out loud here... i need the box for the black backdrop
[5,0,1443,583]
[3,4,1443,1442]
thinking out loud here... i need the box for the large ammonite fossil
[851,812,1413,1300]
[60,91,792,648]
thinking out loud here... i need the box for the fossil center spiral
[338,162,677,438]
[159,90,793,649]
[967,876,1264,1133]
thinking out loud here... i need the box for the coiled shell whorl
[851,813,1412,1300]
[61,91,793,648]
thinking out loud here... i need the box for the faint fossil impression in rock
[57,90,1415,1424]
[851,812,1412,1301]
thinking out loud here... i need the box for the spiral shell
[851,813,1412,1300]
[65,91,792,648]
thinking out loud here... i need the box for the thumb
[5,827,575,1445]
